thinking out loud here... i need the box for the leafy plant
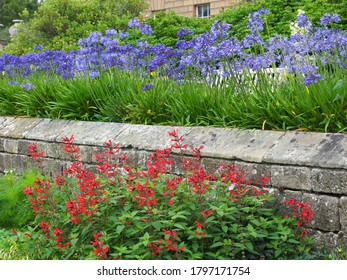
[14,131,316,260]
[0,169,38,229]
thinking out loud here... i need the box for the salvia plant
[5,130,316,260]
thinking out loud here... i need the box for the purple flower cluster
[296,14,310,28]
[1,11,346,88]
[142,83,154,91]
[320,13,340,27]
[128,18,153,36]
[247,8,270,34]
[177,28,194,39]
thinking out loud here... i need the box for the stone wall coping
[0,116,346,169]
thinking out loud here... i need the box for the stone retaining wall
[0,116,346,248]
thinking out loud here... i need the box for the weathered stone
[185,126,284,163]
[0,116,17,134]
[0,117,42,138]
[0,153,14,172]
[0,138,4,152]
[312,230,339,249]
[340,197,347,231]
[3,139,19,154]
[312,169,347,194]
[273,189,303,216]
[56,121,127,146]
[233,161,272,186]
[303,193,340,232]
[264,131,347,169]
[311,231,347,250]
[17,139,34,155]
[271,165,313,191]
[24,118,72,142]
[115,124,189,151]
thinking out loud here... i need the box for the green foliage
[1,67,346,133]
[0,0,39,27]
[0,169,38,229]
[145,11,213,47]
[0,26,10,46]
[0,228,31,260]
[2,0,148,55]
[216,0,347,39]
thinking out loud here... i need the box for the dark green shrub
[0,169,38,229]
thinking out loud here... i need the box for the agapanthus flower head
[142,83,154,91]
[139,24,153,36]
[105,29,118,37]
[303,72,323,86]
[34,44,44,51]
[296,13,310,28]
[211,20,230,36]
[320,13,341,27]
[119,31,129,40]
[247,8,270,34]
[128,18,141,29]
[136,40,149,48]
[20,82,36,91]
[89,71,100,79]
[86,32,102,46]
[177,28,194,39]
[8,80,18,85]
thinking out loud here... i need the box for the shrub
[2,0,148,55]
[15,131,316,260]
[0,169,38,229]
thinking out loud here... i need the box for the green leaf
[116,225,125,235]
[151,221,162,231]
[241,207,251,213]
[192,242,199,252]
[275,249,282,258]
[210,241,224,248]
[333,93,342,102]
[173,223,186,230]
[244,242,259,255]
[333,79,344,91]
[288,238,300,244]
[222,225,228,233]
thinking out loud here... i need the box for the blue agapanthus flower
[320,13,341,27]
[303,73,323,86]
[142,83,154,91]
[20,82,36,91]
[296,14,310,28]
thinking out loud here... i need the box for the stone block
[273,189,303,216]
[55,121,126,146]
[303,193,340,232]
[0,138,4,152]
[0,116,17,134]
[312,169,347,194]
[185,127,284,163]
[24,118,72,141]
[264,131,347,169]
[0,117,42,138]
[3,139,19,154]
[271,165,313,191]
[115,124,189,151]
[340,197,347,231]
[0,153,13,172]
[232,161,272,186]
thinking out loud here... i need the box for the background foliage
[2,0,149,55]
[2,0,347,55]
[0,0,39,26]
